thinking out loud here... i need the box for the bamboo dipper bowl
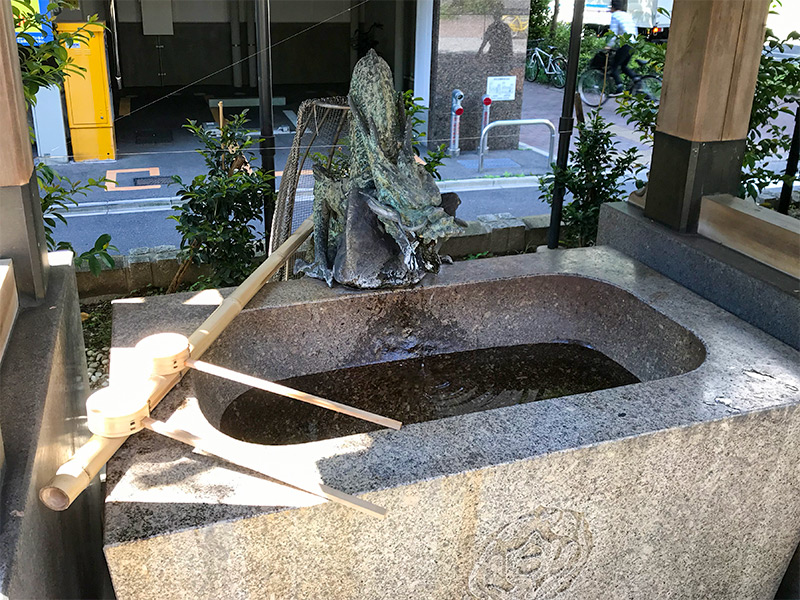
[135,332,192,375]
[86,386,150,438]
[84,334,190,438]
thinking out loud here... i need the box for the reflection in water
[220,343,639,445]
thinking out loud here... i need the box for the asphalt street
[51,79,792,254]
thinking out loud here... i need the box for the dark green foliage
[74,234,118,276]
[13,0,101,106]
[17,0,116,276]
[171,111,274,288]
[310,146,350,179]
[528,0,550,44]
[37,163,117,275]
[743,28,800,199]
[614,39,666,144]
[540,111,641,247]
[544,22,607,72]
[403,90,448,180]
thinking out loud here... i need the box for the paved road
[51,78,791,254]
[52,80,649,253]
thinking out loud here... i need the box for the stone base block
[0,264,111,598]
[104,248,799,599]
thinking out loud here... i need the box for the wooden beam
[657,0,770,143]
[0,0,34,186]
[698,194,800,279]
[645,0,772,232]
[0,260,19,365]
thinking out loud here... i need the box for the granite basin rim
[186,271,707,450]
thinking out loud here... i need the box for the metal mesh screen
[269,97,350,263]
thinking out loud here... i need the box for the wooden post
[0,0,33,188]
[644,0,771,232]
[0,0,48,299]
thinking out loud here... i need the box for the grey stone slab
[597,201,800,350]
[522,214,550,249]
[126,260,153,291]
[439,220,491,258]
[477,213,526,254]
[0,264,111,598]
[105,247,800,600]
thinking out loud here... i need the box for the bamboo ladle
[134,332,401,430]
[39,220,397,518]
[77,331,398,518]
[75,334,399,519]
[82,383,388,518]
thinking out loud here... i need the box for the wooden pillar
[644,0,771,232]
[0,0,48,299]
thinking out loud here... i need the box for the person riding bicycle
[605,0,638,95]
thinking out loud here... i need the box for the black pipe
[777,101,799,215]
[255,0,276,236]
[547,0,585,249]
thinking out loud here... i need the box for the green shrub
[37,164,117,275]
[528,0,550,44]
[743,28,800,199]
[16,0,117,276]
[171,111,274,288]
[544,22,608,72]
[540,111,641,247]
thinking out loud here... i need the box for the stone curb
[76,213,555,299]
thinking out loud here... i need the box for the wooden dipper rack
[39,219,396,518]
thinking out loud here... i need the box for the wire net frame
[269,97,351,278]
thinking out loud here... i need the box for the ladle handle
[40,219,314,512]
[185,358,403,431]
[142,417,387,519]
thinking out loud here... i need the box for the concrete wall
[73,213,553,299]
[0,264,111,599]
[597,202,800,352]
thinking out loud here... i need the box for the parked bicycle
[525,41,567,89]
[501,14,528,38]
[578,49,662,107]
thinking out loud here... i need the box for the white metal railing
[478,119,556,172]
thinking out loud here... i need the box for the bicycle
[501,14,528,38]
[578,50,662,107]
[525,41,567,89]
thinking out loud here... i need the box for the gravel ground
[81,300,112,390]
[85,345,110,389]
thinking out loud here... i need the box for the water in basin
[219,342,639,445]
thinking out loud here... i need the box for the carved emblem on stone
[467,507,593,600]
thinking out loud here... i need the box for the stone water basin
[105,246,800,600]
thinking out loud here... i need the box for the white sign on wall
[486,76,517,101]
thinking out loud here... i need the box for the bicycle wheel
[525,56,541,83]
[578,69,609,107]
[550,57,567,89]
[631,75,662,106]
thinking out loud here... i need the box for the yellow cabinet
[59,23,116,161]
